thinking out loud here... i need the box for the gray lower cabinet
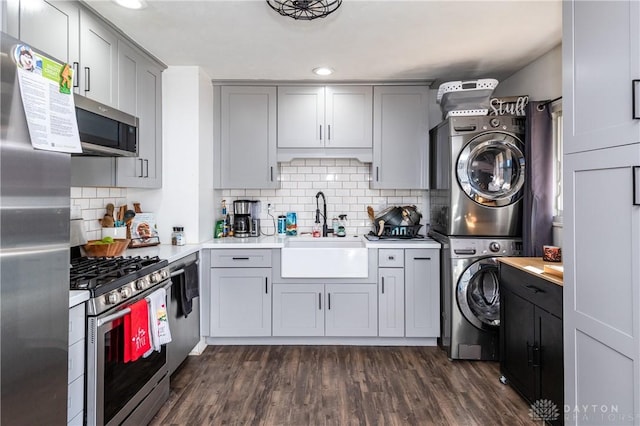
[209,249,272,337]
[68,303,85,425]
[378,249,405,337]
[405,248,439,337]
[371,86,430,189]
[218,86,278,189]
[272,283,377,337]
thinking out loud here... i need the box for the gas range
[70,255,169,315]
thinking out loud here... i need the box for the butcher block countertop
[497,257,563,287]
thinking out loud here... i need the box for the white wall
[493,44,562,101]
[128,66,214,244]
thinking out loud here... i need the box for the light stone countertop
[201,234,441,249]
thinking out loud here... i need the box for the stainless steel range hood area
[73,95,139,157]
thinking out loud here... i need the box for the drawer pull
[388,256,395,260]
[414,257,431,260]
[232,257,250,260]
[525,285,545,294]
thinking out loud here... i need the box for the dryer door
[456,132,525,207]
[456,257,501,331]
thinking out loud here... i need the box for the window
[550,100,563,218]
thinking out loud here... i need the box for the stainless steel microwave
[74,95,138,157]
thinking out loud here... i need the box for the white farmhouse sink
[281,236,368,278]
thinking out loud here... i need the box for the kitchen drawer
[69,303,85,345]
[500,263,563,318]
[68,339,84,384]
[67,375,84,422]
[211,249,272,268]
[378,249,404,268]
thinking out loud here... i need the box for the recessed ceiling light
[114,0,146,9]
[313,67,334,76]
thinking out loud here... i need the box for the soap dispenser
[337,214,347,237]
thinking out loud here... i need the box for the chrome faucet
[315,191,330,237]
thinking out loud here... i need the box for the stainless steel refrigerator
[0,32,70,424]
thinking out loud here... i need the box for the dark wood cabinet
[499,261,563,425]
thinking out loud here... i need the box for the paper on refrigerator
[13,44,82,153]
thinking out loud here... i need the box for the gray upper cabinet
[115,42,163,188]
[277,85,373,160]
[564,0,640,154]
[219,86,278,189]
[371,86,429,189]
[8,0,79,73]
[79,9,118,106]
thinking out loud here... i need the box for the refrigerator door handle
[633,166,640,206]
[633,80,640,119]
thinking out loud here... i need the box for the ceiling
[84,0,562,85]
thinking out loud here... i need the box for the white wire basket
[437,79,499,118]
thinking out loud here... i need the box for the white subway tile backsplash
[221,159,427,235]
[81,187,97,198]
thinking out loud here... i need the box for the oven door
[86,283,170,426]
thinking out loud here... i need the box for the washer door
[456,257,501,331]
[456,132,525,207]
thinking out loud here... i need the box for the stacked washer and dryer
[429,85,526,360]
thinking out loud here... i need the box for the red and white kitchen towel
[145,288,172,355]
[123,289,172,363]
[124,299,151,363]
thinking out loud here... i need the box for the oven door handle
[97,308,131,327]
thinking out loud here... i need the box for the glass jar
[171,227,185,246]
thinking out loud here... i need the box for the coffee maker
[233,200,252,238]
[233,200,261,238]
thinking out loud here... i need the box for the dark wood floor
[150,345,536,425]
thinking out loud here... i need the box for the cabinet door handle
[525,285,544,294]
[328,124,331,141]
[72,62,79,88]
[144,159,149,178]
[84,67,90,92]
[376,166,379,182]
[381,277,385,294]
[138,159,144,178]
[319,125,322,141]
[526,342,534,366]
[270,166,274,182]
[265,277,268,294]
[328,293,331,310]
[532,345,541,368]
[633,80,640,119]
[633,166,640,205]
[318,293,322,310]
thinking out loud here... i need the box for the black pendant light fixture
[267,0,342,20]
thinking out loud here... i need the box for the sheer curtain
[523,101,554,257]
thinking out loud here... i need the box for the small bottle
[221,200,229,237]
[171,227,185,246]
[332,217,339,235]
[277,215,286,235]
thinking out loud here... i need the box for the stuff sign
[489,95,529,116]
